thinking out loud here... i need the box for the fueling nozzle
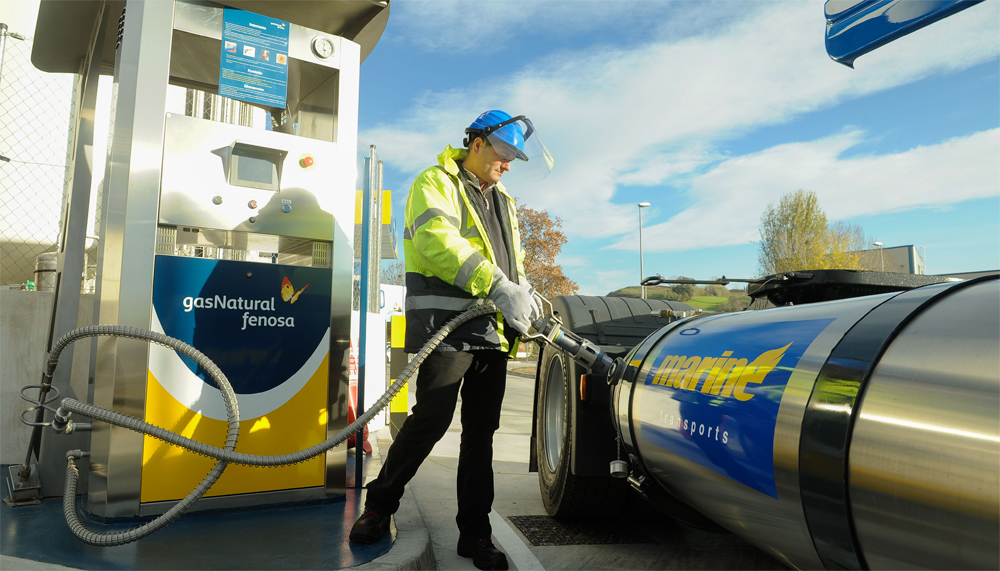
[526,297,618,378]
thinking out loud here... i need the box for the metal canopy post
[87,0,176,518]
[355,145,379,486]
[35,5,111,497]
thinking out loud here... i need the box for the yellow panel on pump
[139,355,329,502]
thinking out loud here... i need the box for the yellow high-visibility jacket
[403,145,527,353]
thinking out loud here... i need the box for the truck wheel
[536,347,628,518]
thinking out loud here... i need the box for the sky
[3,0,996,295]
[360,0,1000,295]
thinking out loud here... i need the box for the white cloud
[615,145,726,187]
[578,269,633,297]
[364,0,999,246]
[387,0,743,53]
[554,254,590,268]
[608,128,1000,252]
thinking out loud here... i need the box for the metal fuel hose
[51,301,499,546]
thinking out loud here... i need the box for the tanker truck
[526,271,998,570]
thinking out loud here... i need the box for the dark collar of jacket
[454,161,519,285]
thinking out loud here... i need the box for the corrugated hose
[52,301,499,546]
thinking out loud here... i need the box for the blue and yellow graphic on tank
[639,318,833,498]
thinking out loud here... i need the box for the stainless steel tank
[612,276,999,570]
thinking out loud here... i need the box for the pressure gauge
[311,36,335,59]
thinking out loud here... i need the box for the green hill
[686,296,729,310]
[607,286,675,300]
[606,286,749,313]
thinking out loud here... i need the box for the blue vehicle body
[825,0,986,67]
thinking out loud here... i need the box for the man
[349,110,553,571]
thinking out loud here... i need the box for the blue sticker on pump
[152,256,330,395]
[219,7,289,108]
[639,318,834,498]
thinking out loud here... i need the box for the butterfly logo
[281,276,309,304]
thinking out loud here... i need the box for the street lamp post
[873,241,884,271]
[638,202,650,298]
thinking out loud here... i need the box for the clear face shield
[480,116,554,181]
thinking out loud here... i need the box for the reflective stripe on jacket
[403,145,527,353]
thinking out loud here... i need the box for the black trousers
[364,350,507,540]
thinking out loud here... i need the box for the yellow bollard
[388,315,409,438]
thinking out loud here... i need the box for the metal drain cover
[508,515,656,546]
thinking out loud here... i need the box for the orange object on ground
[348,381,372,454]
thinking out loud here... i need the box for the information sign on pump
[219,8,289,108]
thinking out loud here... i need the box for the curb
[355,485,435,570]
[0,555,80,570]
[354,428,435,570]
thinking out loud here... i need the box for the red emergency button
[248,200,258,209]
[300,156,314,168]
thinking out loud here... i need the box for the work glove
[522,282,543,323]
[487,267,534,335]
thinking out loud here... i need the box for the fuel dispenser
[24,0,389,519]
[144,116,343,507]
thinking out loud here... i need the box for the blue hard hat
[464,110,554,180]
[465,110,528,161]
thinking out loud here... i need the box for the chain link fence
[0,28,266,292]
[0,26,78,288]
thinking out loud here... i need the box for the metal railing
[353,142,384,311]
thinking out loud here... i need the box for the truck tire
[534,295,695,518]
[535,345,628,518]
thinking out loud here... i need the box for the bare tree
[382,260,405,286]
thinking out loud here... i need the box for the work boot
[349,507,391,544]
[457,537,509,570]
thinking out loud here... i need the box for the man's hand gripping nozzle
[522,295,620,380]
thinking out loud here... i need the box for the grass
[686,296,729,310]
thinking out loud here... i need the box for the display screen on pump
[228,142,286,191]
[237,155,275,186]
